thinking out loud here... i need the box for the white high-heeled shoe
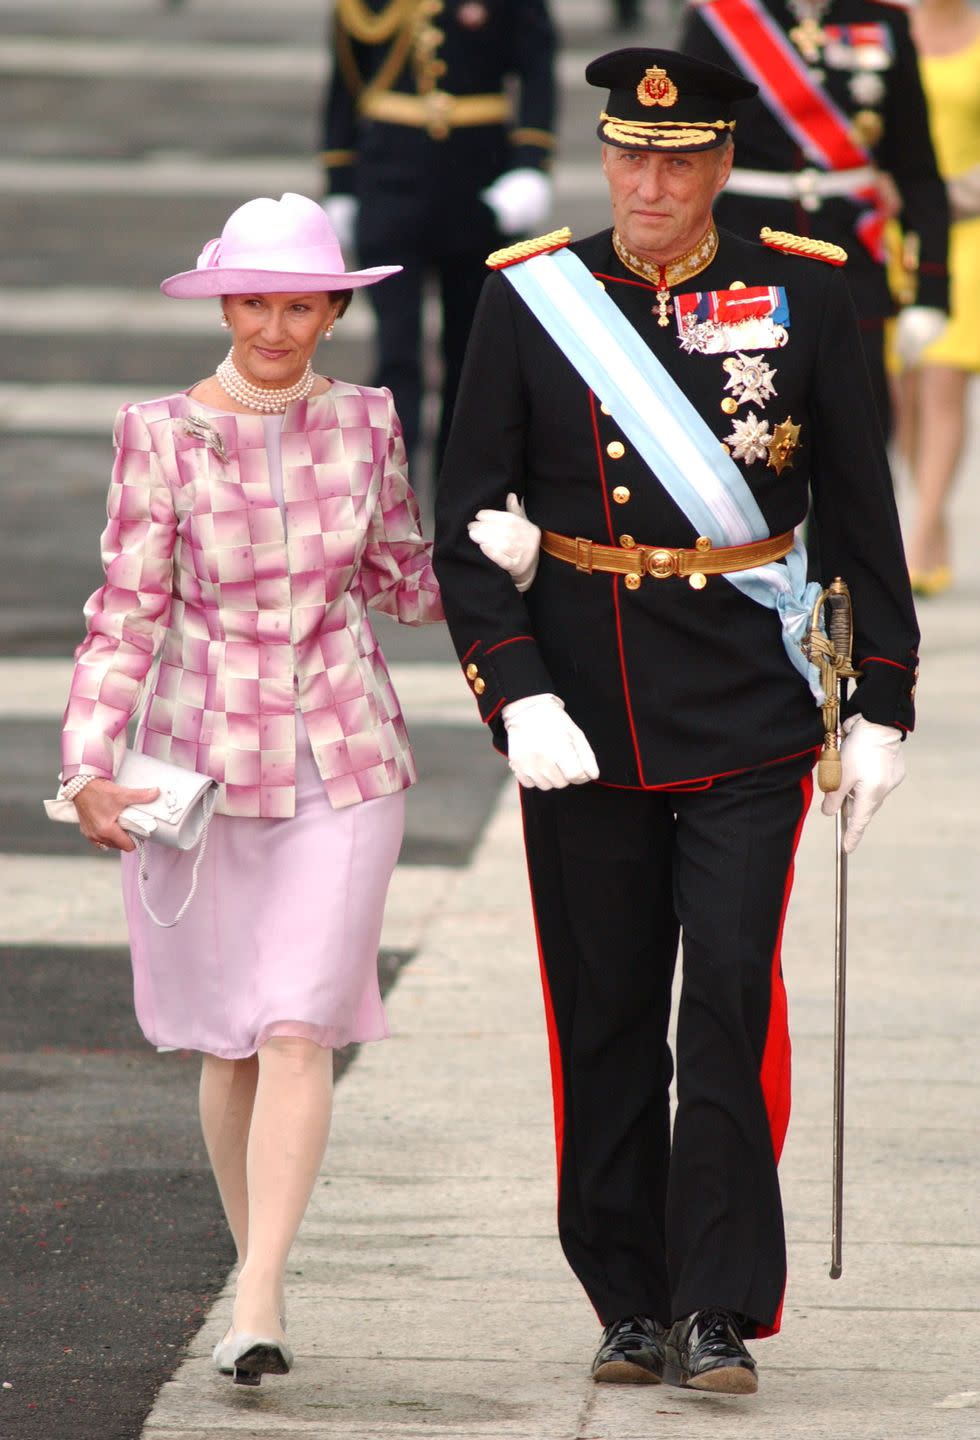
[212,1331,294,1386]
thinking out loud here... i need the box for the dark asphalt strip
[0,945,409,1440]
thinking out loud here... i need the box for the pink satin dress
[121,414,406,1059]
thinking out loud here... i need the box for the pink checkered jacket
[61,385,444,813]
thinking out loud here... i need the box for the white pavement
[137,419,980,1437]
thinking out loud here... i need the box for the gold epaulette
[760,227,847,267]
[486,227,573,270]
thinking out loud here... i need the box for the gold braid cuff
[510,127,557,151]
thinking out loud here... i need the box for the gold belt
[541,529,795,590]
[358,90,511,139]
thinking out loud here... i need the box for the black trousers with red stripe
[519,751,815,1339]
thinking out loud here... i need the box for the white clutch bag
[44,750,217,927]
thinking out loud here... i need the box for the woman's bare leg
[199,1053,259,1266]
[905,365,969,574]
[231,1036,334,1339]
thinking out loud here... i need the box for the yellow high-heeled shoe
[909,564,952,597]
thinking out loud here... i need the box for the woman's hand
[467,493,542,592]
[72,778,161,853]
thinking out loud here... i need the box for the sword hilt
[814,578,860,792]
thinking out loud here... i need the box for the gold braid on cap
[760,226,848,266]
[487,227,573,270]
[600,113,735,148]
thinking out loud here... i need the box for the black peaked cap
[586,47,758,153]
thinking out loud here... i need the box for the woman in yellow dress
[898,0,980,593]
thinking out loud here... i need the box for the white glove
[480,168,552,237]
[894,306,947,367]
[320,194,359,253]
[501,694,599,790]
[467,493,541,591]
[821,714,906,854]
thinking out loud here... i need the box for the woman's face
[222,292,343,388]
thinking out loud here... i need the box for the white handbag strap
[135,789,217,928]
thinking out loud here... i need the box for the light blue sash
[502,246,824,700]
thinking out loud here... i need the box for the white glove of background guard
[468,493,541,591]
[480,168,552,237]
[894,306,947,367]
[501,694,599,789]
[821,714,906,854]
[320,194,359,253]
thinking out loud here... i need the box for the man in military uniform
[434,49,918,1394]
[679,0,949,433]
[320,0,557,476]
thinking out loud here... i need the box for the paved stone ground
[0,4,679,1436]
[1,2,977,1438]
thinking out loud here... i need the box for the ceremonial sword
[805,578,861,1279]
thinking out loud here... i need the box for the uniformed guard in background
[679,0,950,433]
[435,48,918,1396]
[320,0,557,475]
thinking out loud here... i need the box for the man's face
[602,142,733,263]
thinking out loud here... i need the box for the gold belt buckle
[644,547,678,580]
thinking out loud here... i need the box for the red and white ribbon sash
[697,0,886,259]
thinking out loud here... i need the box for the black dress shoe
[667,1309,758,1394]
[592,1315,667,1384]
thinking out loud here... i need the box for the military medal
[787,0,831,62]
[675,286,790,354]
[849,70,886,106]
[766,416,802,474]
[723,411,772,465]
[722,352,778,408]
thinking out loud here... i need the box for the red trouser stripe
[757,767,814,1336]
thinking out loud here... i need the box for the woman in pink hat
[54,193,539,1386]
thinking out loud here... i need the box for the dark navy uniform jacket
[322,0,557,251]
[434,227,920,791]
[681,0,949,320]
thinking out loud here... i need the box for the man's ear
[715,140,735,195]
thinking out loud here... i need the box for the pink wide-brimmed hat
[160,192,401,298]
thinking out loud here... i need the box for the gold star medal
[766,417,801,475]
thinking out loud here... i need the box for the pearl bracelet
[58,773,98,802]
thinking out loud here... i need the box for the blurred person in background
[611,0,644,31]
[54,193,536,1389]
[895,0,980,596]
[320,0,558,482]
[680,0,950,437]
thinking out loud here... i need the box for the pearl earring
[323,325,334,338]
[220,316,230,329]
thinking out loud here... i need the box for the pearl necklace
[215,349,315,413]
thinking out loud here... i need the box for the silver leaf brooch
[182,415,229,464]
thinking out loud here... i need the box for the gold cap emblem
[637,66,678,108]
